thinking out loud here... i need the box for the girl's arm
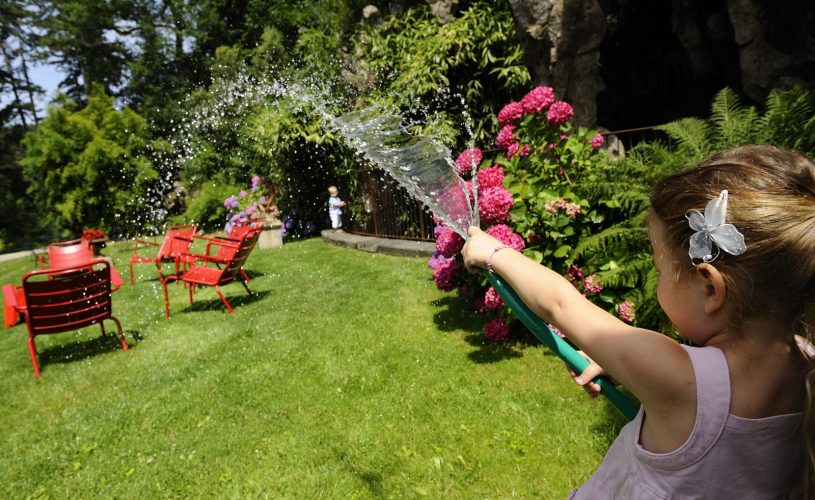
[462,227,695,415]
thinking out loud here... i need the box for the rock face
[507,0,607,126]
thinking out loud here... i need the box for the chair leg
[188,283,195,305]
[129,263,134,285]
[99,322,107,336]
[240,268,251,283]
[27,335,40,378]
[215,286,234,313]
[162,276,178,319]
[107,317,128,351]
[241,280,252,295]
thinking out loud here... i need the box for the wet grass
[0,237,625,498]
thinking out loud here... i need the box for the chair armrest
[131,238,160,258]
[3,284,19,310]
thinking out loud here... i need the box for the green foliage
[170,180,238,233]
[489,100,651,327]
[353,1,530,146]
[19,86,159,238]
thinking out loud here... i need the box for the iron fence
[346,169,436,242]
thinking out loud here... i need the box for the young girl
[462,145,815,498]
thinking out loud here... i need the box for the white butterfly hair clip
[685,190,746,265]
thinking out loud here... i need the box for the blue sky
[29,63,64,110]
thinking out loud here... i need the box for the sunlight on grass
[0,238,624,497]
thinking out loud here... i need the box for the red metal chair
[162,226,262,319]
[181,221,263,282]
[129,224,197,285]
[14,259,128,377]
[45,238,124,290]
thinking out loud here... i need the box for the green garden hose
[485,271,639,421]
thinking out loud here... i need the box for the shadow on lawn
[174,289,272,314]
[38,329,141,369]
[432,295,541,363]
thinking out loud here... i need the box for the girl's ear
[694,263,727,315]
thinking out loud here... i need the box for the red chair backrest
[211,221,264,261]
[157,224,197,261]
[22,260,114,336]
[218,228,262,285]
[47,239,94,270]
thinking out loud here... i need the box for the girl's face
[649,215,713,344]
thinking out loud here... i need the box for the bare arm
[462,227,694,414]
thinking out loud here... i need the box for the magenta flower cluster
[484,318,510,342]
[617,300,636,323]
[433,259,461,291]
[497,102,524,126]
[476,166,504,192]
[544,198,581,218]
[583,274,603,295]
[478,186,514,225]
[482,286,504,312]
[521,86,556,114]
[545,101,574,125]
[485,224,526,252]
[435,227,465,258]
[454,148,483,176]
[590,132,604,150]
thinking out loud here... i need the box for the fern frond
[596,254,653,289]
[568,226,649,264]
[708,87,761,148]
[656,118,709,161]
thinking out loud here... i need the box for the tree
[1,0,42,126]
[20,85,160,238]
[33,0,130,103]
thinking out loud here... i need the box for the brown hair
[650,145,815,497]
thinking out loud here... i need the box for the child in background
[327,185,346,233]
[462,145,815,498]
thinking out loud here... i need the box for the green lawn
[0,237,625,498]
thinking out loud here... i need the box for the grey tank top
[570,345,803,499]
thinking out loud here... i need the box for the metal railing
[346,169,436,242]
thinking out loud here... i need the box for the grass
[0,236,626,498]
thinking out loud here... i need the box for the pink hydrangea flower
[454,148,483,176]
[427,251,454,270]
[546,101,574,125]
[482,286,504,312]
[436,229,465,258]
[544,198,581,218]
[590,132,604,149]
[498,101,524,126]
[520,86,555,114]
[433,259,462,291]
[507,143,530,158]
[485,224,526,252]
[240,190,248,198]
[484,318,510,342]
[566,265,584,282]
[476,166,505,193]
[434,224,450,239]
[584,274,603,294]
[478,186,514,225]
[617,300,636,323]
[495,124,518,151]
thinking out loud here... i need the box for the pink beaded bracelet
[487,245,512,274]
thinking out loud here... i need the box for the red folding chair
[16,259,128,377]
[163,226,262,318]
[129,224,197,284]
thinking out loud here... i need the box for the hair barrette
[685,190,746,265]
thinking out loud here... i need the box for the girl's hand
[567,351,618,399]
[461,226,504,273]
